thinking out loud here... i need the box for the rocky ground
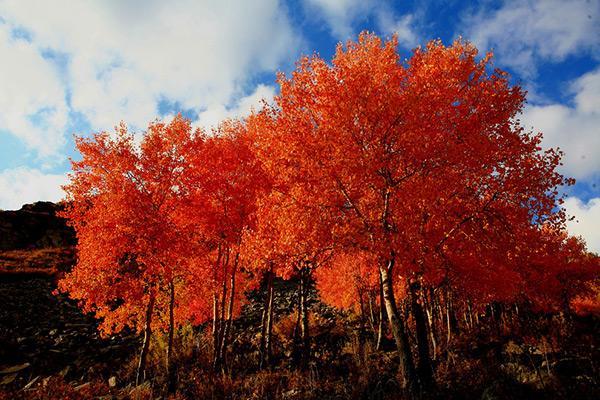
[0,202,138,391]
[0,274,138,390]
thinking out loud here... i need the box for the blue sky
[0,0,598,251]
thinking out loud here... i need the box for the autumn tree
[59,116,198,387]
[249,33,572,395]
[314,250,384,353]
[513,226,599,314]
[240,186,335,369]
[178,119,270,371]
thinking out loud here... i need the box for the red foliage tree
[58,116,198,385]
[249,33,572,393]
[177,119,270,370]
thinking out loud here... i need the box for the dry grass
[0,247,74,276]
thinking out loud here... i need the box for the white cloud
[521,68,600,180]
[304,0,420,49]
[462,0,600,75]
[0,23,68,159]
[0,0,300,150]
[0,167,67,210]
[376,12,419,49]
[304,0,372,39]
[196,84,276,130]
[564,197,600,254]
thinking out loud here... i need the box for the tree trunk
[214,249,230,371]
[259,283,268,369]
[259,267,275,369]
[359,288,366,323]
[292,282,302,366]
[299,269,310,370]
[410,280,434,389]
[265,271,275,368]
[358,288,367,365]
[446,297,452,346]
[212,293,219,357]
[136,291,156,386]
[376,272,386,351]
[424,289,438,361]
[219,254,237,372]
[166,280,176,393]
[466,300,474,330]
[211,246,223,365]
[445,289,457,346]
[367,292,377,337]
[379,260,417,396]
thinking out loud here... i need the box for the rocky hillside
[0,202,138,394]
[0,202,75,275]
[0,201,75,251]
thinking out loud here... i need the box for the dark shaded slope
[0,202,75,251]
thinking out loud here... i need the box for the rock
[0,362,30,374]
[0,373,17,385]
[108,376,117,387]
[64,323,90,329]
[22,376,40,390]
[0,275,137,385]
